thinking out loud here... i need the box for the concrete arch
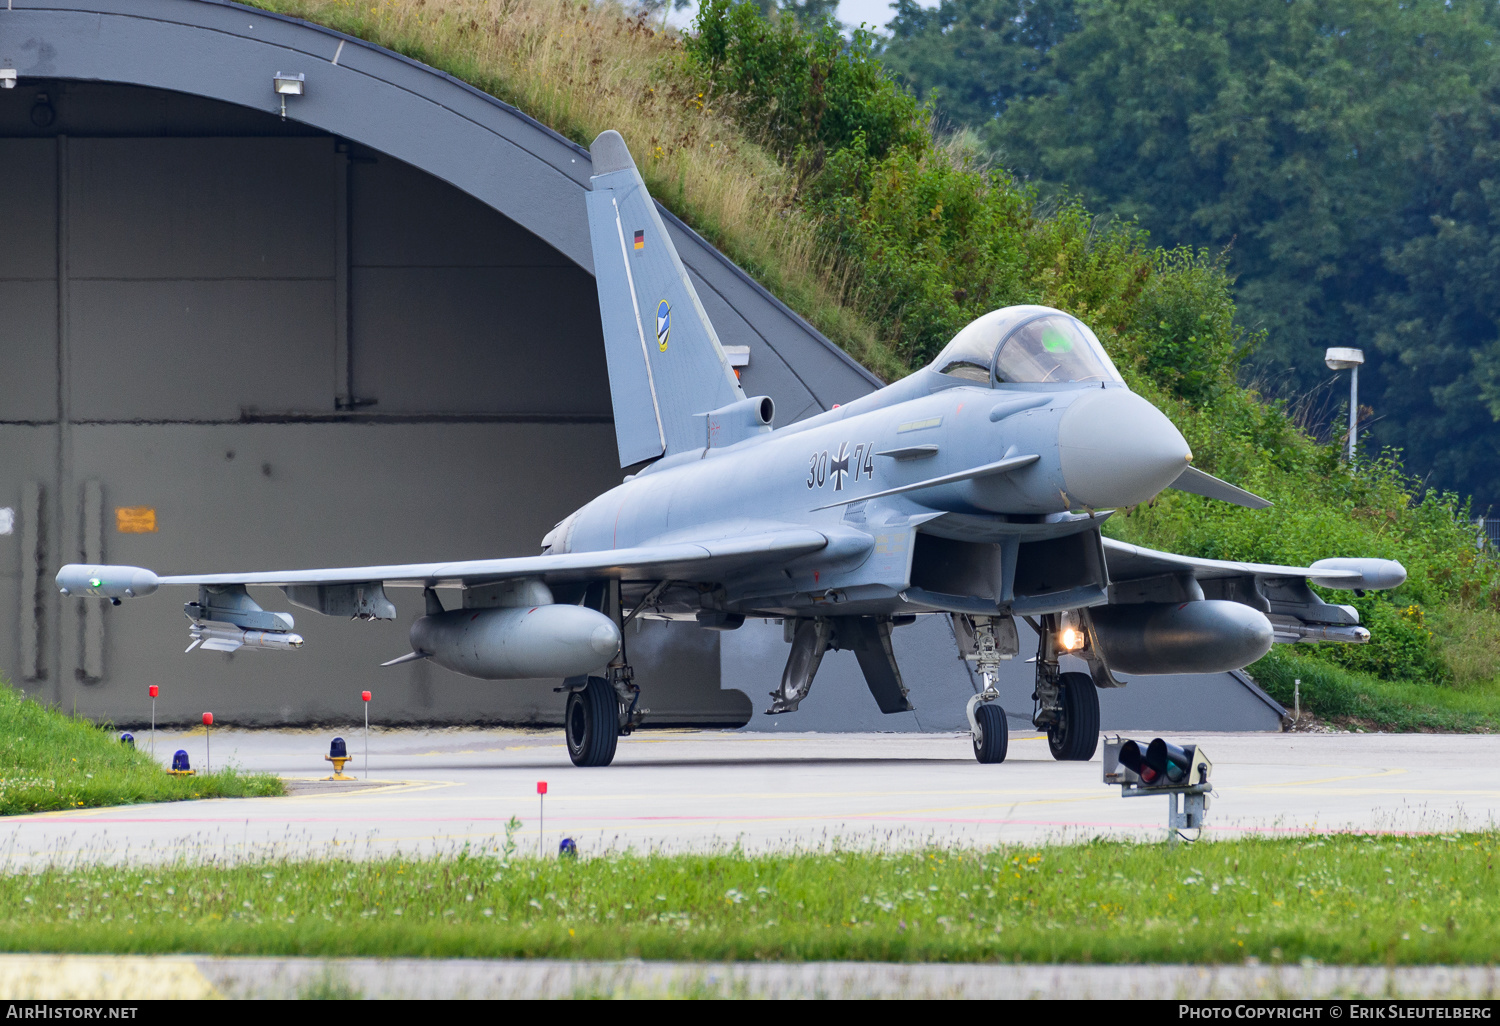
[1,0,879,422]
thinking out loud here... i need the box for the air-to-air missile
[56,129,1407,769]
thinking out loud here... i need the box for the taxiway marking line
[1246,767,1408,788]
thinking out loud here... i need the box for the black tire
[566,676,619,767]
[972,702,1008,764]
[1047,671,1100,761]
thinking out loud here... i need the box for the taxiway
[3,729,1497,865]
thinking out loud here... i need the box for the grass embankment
[0,683,283,815]
[3,835,1496,963]
[245,0,905,378]
[245,0,1500,728]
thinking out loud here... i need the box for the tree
[882,0,1078,129]
[1361,72,1500,506]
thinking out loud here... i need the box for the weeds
[0,833,1496,964]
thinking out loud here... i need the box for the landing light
[1058,625,1084,651]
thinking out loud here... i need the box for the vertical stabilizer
[586,130,746,467]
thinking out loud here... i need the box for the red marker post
[361,690,372,779]
[202,712,213,774]
[537,781,548,857]
[148,685,159,758]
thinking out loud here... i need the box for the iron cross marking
[830,442,851,491]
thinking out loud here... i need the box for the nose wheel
[566,676,620,767]
[971,701,1009,763]
[1046,671,1100,761]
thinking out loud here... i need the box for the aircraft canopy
[932,306,1124,386]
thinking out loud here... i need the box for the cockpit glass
[994,314,1122,384]
[931,318,999,382]
[933,308,1123,385]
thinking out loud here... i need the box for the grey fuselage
[546,368,1192,622]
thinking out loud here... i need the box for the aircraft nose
[1057,389,1191,508]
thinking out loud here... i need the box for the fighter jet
[57,130,1406,767]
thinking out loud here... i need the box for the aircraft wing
[1102,538,1381,587]
[1101,537,1406,644]
[57,529,831,598]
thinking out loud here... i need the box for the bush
[685,0,927,165]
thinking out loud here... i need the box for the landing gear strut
[1030,613,1101,762]
[964,616,1013,764]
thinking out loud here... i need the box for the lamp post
[1324,347,1365,461]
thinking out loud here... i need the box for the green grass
[1249,648,1500,733]
[0,683,284,815]
[3,834,1497,964]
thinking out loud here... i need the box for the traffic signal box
[1103,736,1213,843]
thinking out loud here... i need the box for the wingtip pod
[589,130,636,177]
[56,564,159,599]
[1309,558,1407,591]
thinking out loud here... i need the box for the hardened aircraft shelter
[0,0,1284,732]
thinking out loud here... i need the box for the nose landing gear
[970,700,1008,763]
[962,616,1016,764]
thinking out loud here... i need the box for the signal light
[324,736,355,780]
[120,732,135,747]
[168,749,194,776]
[1104,736,1213,844]
[1146,737,1191,784]
[1107,736,1210,789]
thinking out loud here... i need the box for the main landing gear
[1046,671,1100,761]
[564,581,644,768]
[566,676,619,767]
[1032,613,1100,762]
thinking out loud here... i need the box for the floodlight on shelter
[272,71,304,120]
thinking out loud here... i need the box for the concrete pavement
[3,728,1497,866]
[2,953,1499,999]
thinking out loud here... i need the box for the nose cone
[1058,389,1191,508]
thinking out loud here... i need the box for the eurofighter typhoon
[58,131,1406,767]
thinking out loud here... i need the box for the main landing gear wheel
[1047,671,1100,762]
[566,676,619,767]
[972,702,1009,764]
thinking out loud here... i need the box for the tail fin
[586,130,746,467]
